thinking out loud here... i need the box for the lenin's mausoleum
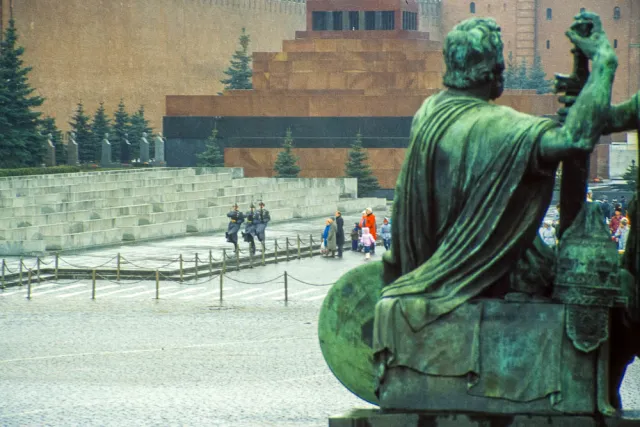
[163,0,609,191]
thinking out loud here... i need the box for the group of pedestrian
[540,193,632,251]
[225,201,270,254]
[592,193,630,251]
[320,208,392,260]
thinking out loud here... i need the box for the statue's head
[105,132,109,139]
[442,17,505,100]
[142,132,147,137]
[70,131,76,138]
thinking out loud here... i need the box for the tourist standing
[226,203,244,252]
[539,221,556,247]
[364,208,377,254]
[322,218,337,257]
[360,227,376,260]
[335,211,344,258]
[380,217,392,250]
[610,208,623,237]
[615,218,630,251]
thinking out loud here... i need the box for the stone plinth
[329,409,640,427]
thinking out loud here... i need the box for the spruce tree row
[69,101,153,164]
[503,52,553,94]
[0,19,154,167]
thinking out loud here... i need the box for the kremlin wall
[2,0,638,188]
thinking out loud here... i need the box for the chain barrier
[222,273,285,285]
[120,255,179,270]
[4,263,16,274]
[39,258,54,266]
[96,273,155,285]
[287,274,334,287]
[59,255,118,270]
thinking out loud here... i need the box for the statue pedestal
[329,409,640,427]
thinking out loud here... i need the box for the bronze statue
[320,12,639,425]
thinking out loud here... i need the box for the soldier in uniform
[253,201,271,249]
[243,203,257,255]
[226,203,244,252]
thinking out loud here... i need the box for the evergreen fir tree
[345,132,380,197]
[197,127,225,167]
[0,19,46,167]
[515,58,529,90]
[90,102,111,163]
[528,54,552,94]
[69,103,93,163]
[503,51,516,89]
[111,99,129,163]
[273,128,300,178]
[220,28,253,90]
[40,116,65,165]
[623,160,637,192]
[128,105,154,160]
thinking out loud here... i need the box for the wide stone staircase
[0,168,385,256]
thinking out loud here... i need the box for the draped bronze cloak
[381,91,559,331]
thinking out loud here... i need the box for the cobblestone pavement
[1,244,639,425]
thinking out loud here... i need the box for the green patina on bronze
[318,261,383,405]
[319,11,640,422]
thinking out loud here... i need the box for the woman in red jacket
[364,208,377,254]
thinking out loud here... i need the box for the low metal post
[19,257,23,286]
[309,234,313,258]
[286,237,290,262]
[116,253,121,282]
[261,241,266,266]
[297,235,301,259]
[195,253,199,281]
[27,270,32,299]
[284,271,288,305]
[179,254,183,282]
[274,239,279,264]
[91,269,96,300]
[249,247,254,269]
[155,270,160,299]
[209,249,213,277]
[235,247,240,271]
[36,257,41,283]
[220,249,226,303]
[1,259,5,290]
[54,253,59,280]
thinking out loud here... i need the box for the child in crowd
[380,217,391,250]
[360,227,376,260]
[616,217,630,251]
[351,222,360,252]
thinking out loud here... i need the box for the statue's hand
[565,11,617,64]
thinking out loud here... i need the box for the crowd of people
[321,207,392,261]
[538,191,632,251]
[224,202,393,260]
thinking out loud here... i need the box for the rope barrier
[222,273,285,285]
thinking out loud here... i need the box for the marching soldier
[243,203,257,255]
[253,201,271,248]
[226,203,244,252]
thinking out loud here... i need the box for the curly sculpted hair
[442,18,505,90]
